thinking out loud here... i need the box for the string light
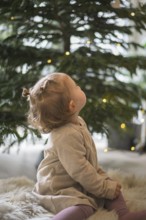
[131,12,135,16]
[120,123,126,129]
[104,148,109,153]
[141,108,145,114]
[116,43,121,47]
[102,98,107,103]
[65,51,70,56]
[86,40,92,45]
[130,146,135,151]
[10,16,15,20]
[47,59,52,64]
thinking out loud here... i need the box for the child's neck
[70,114,80,125]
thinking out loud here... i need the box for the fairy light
[102,98,107,103]
[130,146,135,151]
[116,43,121,47]
[65,51,70,56]
[141,108,145,114]
[104,148,109,153]
[86,40,92,45]
[120,123,126,129]
[47,59,52,64]
[10,16,15,20]
[131,12,135,16]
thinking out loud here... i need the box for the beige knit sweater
[33,117,117,214]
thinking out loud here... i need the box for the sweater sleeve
[55,130,117,200]
[97,167,110,178]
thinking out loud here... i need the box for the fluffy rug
[0,170,146,220]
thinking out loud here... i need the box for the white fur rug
[0,170,146,220]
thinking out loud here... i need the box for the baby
[23,72,146,220]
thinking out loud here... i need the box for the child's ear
[69,100,76,112]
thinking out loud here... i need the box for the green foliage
[0,0,146,147]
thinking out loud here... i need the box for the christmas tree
[0,0,146,148]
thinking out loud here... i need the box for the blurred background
[0,0,146,180]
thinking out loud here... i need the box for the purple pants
[52,204,94,220]
[52,192,146,220]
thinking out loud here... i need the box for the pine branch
[0,0,146,148]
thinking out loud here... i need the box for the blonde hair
[22,73,72,133]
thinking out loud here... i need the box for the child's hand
[114,183,121,198]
